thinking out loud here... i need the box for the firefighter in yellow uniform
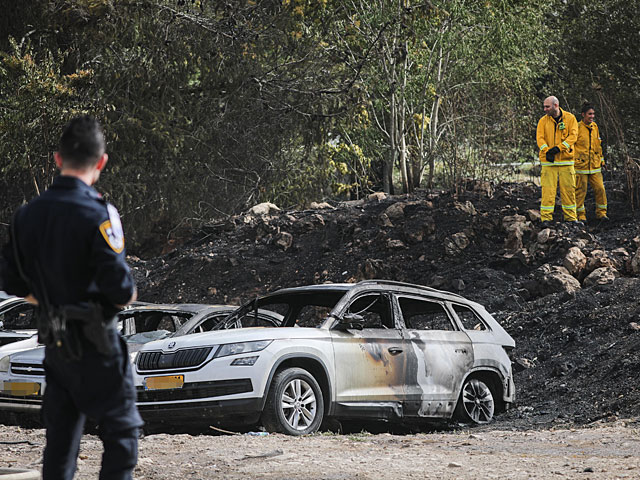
[536,96,579,223]
[575,104,608,220]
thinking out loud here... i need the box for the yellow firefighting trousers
[576,172,607,220]
[540,165,577,222]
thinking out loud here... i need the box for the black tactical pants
[42,332,143,480]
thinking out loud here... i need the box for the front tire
[262,367,324,435]
[455,378,495,424]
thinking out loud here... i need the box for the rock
[583,266,618,287]
[448,463,462,468]
[208,287,217,296]
[384,203,405,221]
[563,246,587,276]
[586,249,615,272]
[451,279,465,291]
[386,239,406,250]
[537,228,552,244]
[503,214,531,252]
[309,201,334,210]
[248,202,280,216]
[274,231,293,251]
[360,259,384,279]
[430,275,447,288]
[403,224,424,244]
[527,209,542,222]
[444,232,470,256]
[514,358,534,372]
[629,322,640,331]
[229,257,239,267]
[423,216,436,235]
[454,201,476,216]
[583,467,594,473]
[539,265,582,295]
[368,192,387,202]
[378,213,394,228]
[630,248,640,274]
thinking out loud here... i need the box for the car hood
[9,345,46,364]
[0,337,40,358]
[138,327,330,353]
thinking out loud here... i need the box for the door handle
[388,347,403,355]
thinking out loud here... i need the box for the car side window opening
[296,305,333,328]
[452,304,487,331]
[347,294,393,329]
[399,297,454,331]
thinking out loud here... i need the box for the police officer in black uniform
[1,116,143,480]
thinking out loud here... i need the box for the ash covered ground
[129,179,640,430]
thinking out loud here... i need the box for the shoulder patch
[99,204,125,253]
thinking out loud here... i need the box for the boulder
[384,203,405,221]
[503,214,531,252]
[386,239,406,250]
[274,231,293,251]
[454,201,477,216]
[586,249,615,273]
[539,265,582,295]
[537,228,553,244]
[583,266,618,287]
[630,247,640,274]
[368,192,387,202]
[377,213,394,228]
[444,232,470,256]
[309,201,334,210]
[563,247,587,276]
[248,202,280,216]
[451,279,465,291]
[527,209,542,223]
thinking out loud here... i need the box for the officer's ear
[96,153,108,171]
[54,152,64,169]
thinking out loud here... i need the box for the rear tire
[454,378,495,424]
[262,367,324,435]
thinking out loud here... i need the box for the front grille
[11,363,45,376]
[136,379,252,402]
[137,347,213,371]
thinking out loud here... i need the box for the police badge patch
[99,204,125,253]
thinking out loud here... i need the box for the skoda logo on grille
[167,341,176,349]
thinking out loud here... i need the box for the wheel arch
[457,368,506,413]
[260,354,333,414]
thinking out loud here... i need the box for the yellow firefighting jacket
[536,108,578,166]
[574,120,604,174]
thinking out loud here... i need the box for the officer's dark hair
[58,115,106,169]
[581,103,595,114]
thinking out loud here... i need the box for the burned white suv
[133,281,515,434]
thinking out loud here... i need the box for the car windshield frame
[216,289,351,330]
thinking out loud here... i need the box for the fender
[259,353,335,414]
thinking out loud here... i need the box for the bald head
[543,96,560,117]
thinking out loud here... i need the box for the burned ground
[129,179,640,430]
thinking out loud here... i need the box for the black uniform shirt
[1,175,135,307]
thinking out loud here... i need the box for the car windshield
[0,302,37,330]
[120,311,194,344]
[218,290,347,329]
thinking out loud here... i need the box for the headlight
[215,340,272,358]
[0,355,10,373]
[129,351,138,364]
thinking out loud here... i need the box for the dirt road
[2,420,639,479]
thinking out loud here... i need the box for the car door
[330,292,408,419]
[395,294,473,419]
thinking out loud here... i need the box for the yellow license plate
[3,382,41,396]
[145,375,184,391]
